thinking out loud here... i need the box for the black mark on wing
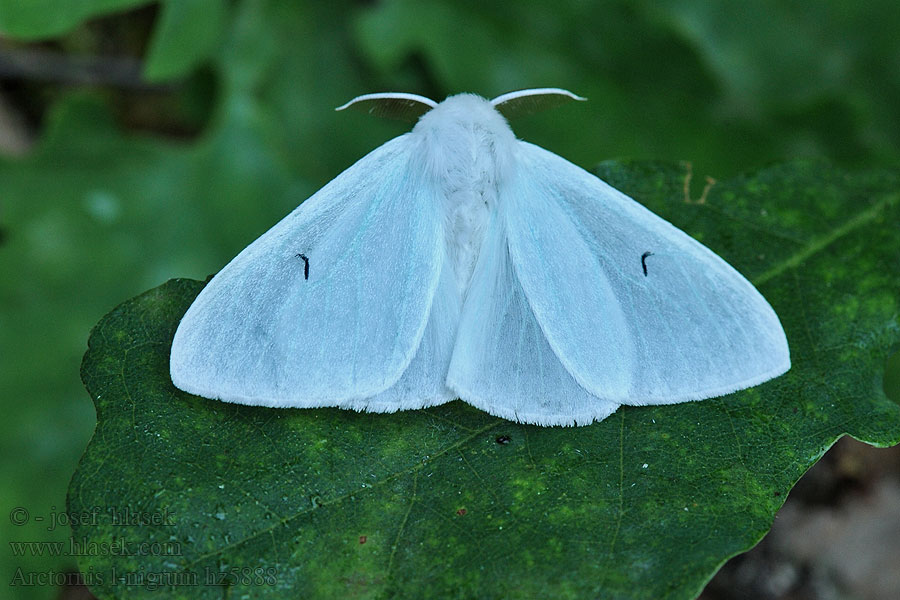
[296,253,310,280]
[641,251,654,277]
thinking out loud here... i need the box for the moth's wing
[170,135,455,409]
[361,254,459,411]
[502,141,790,406]
[446,213,620,426]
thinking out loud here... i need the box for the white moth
[170,88,790,426]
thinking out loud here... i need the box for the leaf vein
[754,193,898,286]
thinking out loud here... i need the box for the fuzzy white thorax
[412,94,516,301]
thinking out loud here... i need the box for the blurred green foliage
[1,1,899,598]
[0,0,148,39]
[143,0,227,82]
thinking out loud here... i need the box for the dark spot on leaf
[359,535,367,544]
[0,225,7,246]
[774,491,781,497]
[456,508,467,516]
[495,435,511,445]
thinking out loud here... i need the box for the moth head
[413,93,514,145]
[335,88,586,124]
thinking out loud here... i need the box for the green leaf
[69,160,900,599]
[0,0,151,39]
[143,0,229,82]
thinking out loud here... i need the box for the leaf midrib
[179,416,504,570]
[753,192,898,286]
